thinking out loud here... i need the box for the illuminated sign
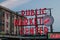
[14,8,54,35]
[48,32,60,39]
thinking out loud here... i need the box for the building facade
[0,6,25,35]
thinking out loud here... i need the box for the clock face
[43,15,54,26]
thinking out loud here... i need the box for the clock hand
[44,18,50,24]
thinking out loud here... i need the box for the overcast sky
[0,0,60,32]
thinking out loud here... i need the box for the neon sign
[14,8,54,35]
[48,32,60,39]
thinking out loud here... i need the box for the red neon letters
[14,8,48,35]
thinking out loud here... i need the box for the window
[6,30,9,34]
[2,13,4,17]
[0,11,4,17]
[2,26,4,31]
[6,22,8,28]
[6,13,9,19]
